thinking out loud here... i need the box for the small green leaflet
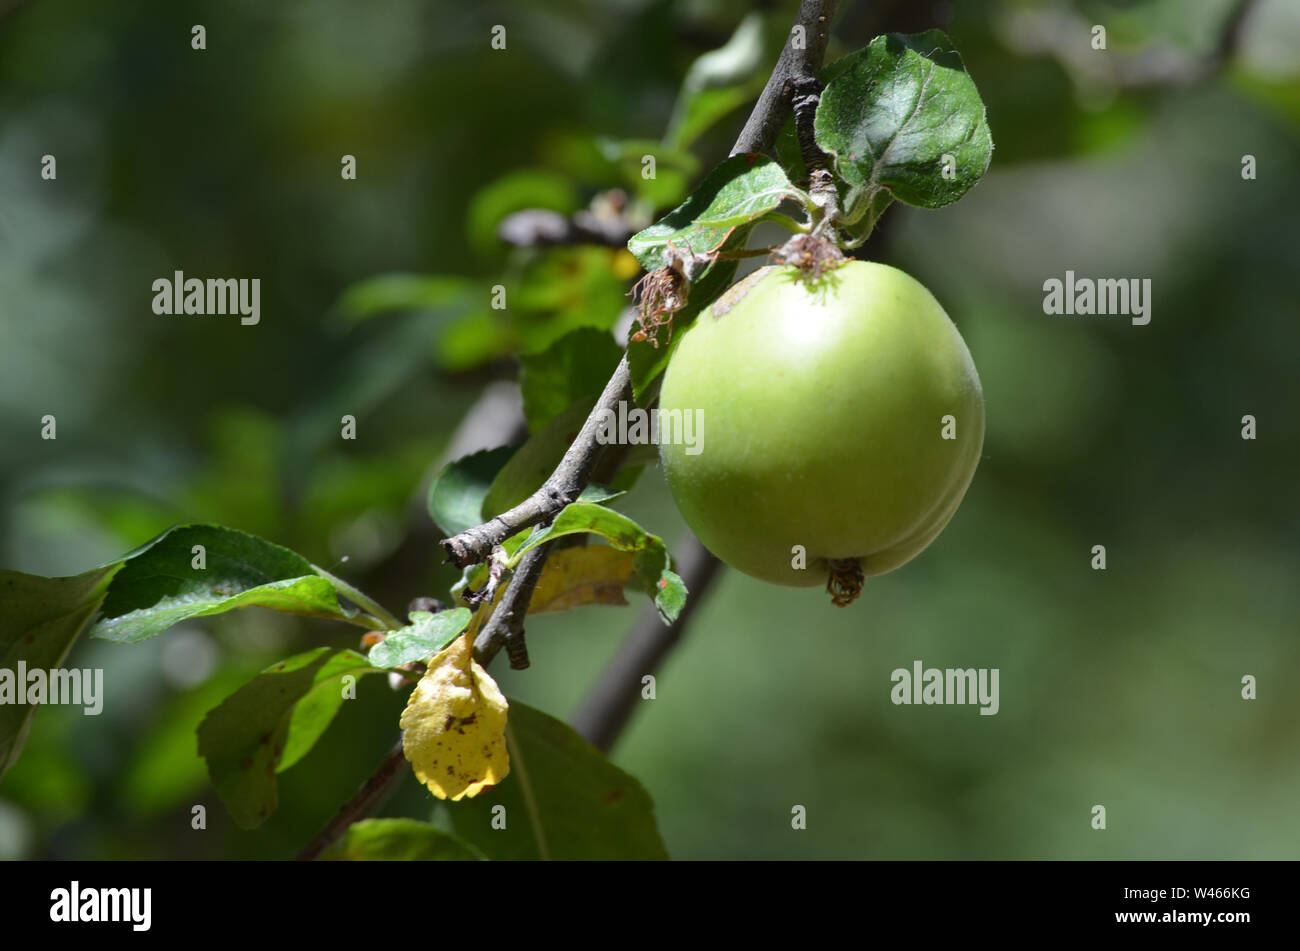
[627,154,800,273]
[366,609,473,669]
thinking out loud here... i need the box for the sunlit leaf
[89,524,358,644]
[367,608,473,668]
[627,154,799,272]
[815,31,992,209]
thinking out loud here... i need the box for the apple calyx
[827,558,865,607]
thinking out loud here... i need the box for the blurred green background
[2,0,1298,860]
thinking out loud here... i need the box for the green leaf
[627,154,799,272]
[0,566,120,780]
[427,445,519,537]
[448,701,668,860]
[336,274,473,322]
[519,327,623,434]
[88,524,356,644]
[196,648,379,828]
[576,483,625,505]
[664,13,767,152]
[596,137,699,209]
[815,30,992,209]
[319,818,484,861]
[466,169,579,257]
[366,608,473,668]
[653,570,687,623]
[481,400,595,520]
[837,183,896,247]
[511,502,684,624]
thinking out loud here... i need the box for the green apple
[657,261,983,600]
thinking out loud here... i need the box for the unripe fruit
[657,261,983,601]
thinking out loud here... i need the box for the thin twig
[440,356,631,567]
[473,541,554,669]
[295,739,407,861]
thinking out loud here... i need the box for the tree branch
[730,0,841,157]
[570,533,721,753]
[1001,0,1259,91]
[439,356,631,568]
[789,76,840,236]
[473,541,553,669]
[295,739,407,861]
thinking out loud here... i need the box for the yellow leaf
[399,633,509,801]
[530,546,635,614]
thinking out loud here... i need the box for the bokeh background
[2,0,1297,860]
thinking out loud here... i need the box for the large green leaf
[319,818,484,861]
[426,445,519,537]
[0,566,120,780]
[814,30,992,210]
[511,502,685,624]
[627,154,799,272]
[519,327,623,434]
[448,701,668,860]
[366,608,473,668]
[196,648,380,828]
[88,524,359,644]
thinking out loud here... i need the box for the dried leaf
[530,546,636,614]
